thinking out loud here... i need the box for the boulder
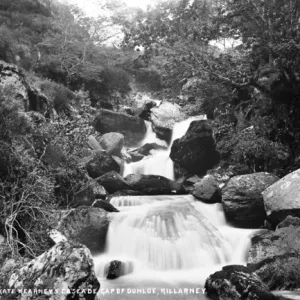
[93,109,146,146]
[99,132,124,157]
[85,150,120,179]
[130,152,144,162]
[9,240,100,299]
[57,207,109,252]
[112,155,125,175]
[205,265,277,300]
[125,174,186,195]
[92,199,119,212]
[170,120,220,175]
[277,215,300,229]
[263,169,300,226]
[247,220,300,290]
[89,181,107,200]
[104,260,134,280]
[150,102,185,141]
[87,135,102,151]
[222,172,279,227]
[192,175,221,203]
[96,171,130,194]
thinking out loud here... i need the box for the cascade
[94,102,255,300]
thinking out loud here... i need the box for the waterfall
[123,115,206,180]
[94,102,255,300]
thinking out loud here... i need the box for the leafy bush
[0,25,15,63]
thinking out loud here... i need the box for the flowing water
[94,111,255,300]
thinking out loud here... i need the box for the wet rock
[263,169,300,226]
[99,132,124,157]
[222,172,279,227]
[9,240,100,299]
[96,171,130,194]
[85,150,120,179]
[93,109,146,146]
[185,175,202,186]
[151,102,185,141]
[192,175,221,203]
[92,199,119,212]
[57,207,109,252]
[170,120,219,175]
[125,174,186,195]
[130,152,144,162]
[247,221,300,290]
[277,216,300,229]
[205,265,277,300]
[104,260,134,280]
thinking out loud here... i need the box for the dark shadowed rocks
[125,174,186,195]
[222,172,279,227]
[205,265,278,300]
[8,240,100,300]
[263,169,300,226]
[96,171,130,194]
[85,150,120,179]
[57,207,109,252]
[93,109,146,146]
[247,217,300,290]
[92,199,119,212]
[170,120,219,175]
[192,175,221,203]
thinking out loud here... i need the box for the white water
[123,116,206,180]
[94,106,255,300]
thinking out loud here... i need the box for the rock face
[192,175,221,203]
[222,172,279,227]
[85,150,120,179]
[263,169,300,226]
[99,132,124,157]
[92,199,119,212]
[247,218,300,290]
[170,120,220,175]
[104,260,134,280]
[125,174,186,195]
[9,240,100,300]
[150,102,185,141]
[96,171,130,194]
[93,109,146,146]
[57,207,109,252]
[205,265,277,300]
[0,60,49,114]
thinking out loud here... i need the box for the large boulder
[85,150,120,179]
[263,169,300,226]
[150,102,185,141]
[247,218,300,290]
[8,240,100,300]
[222,172,279,227]
[93,109,146,146]
[99,132,124,157]
[205,265,277,300]
[192,175,221,203]
[92,199,119,212]
[170,120,220,175]
[96,171,130,194]
[125,174,186,195]
[57,207,109,252]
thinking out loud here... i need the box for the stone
[247,222,300,290]
[99,132,124,157]
[89,181,107,200]
[87,135,102,151]
[170,120,220,175]
[192,175,221,203]
[57,207,109,252]
[9,240,100,300]
[104,260,134,280]
[222,172,279,227]
[93,109,146,146]
[92,199,119,212]
[150,102,186,141]
[125,174,186,195]
[205,265,277,300]
[96,171,130,194]
[85,150,120,179]
[263,169,300,226]
[277,216,300,229]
